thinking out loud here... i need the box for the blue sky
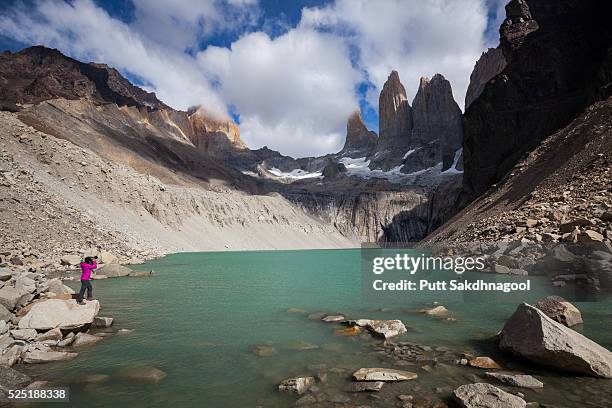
[0,0,507,157]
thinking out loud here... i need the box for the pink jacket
[80,260,97,280]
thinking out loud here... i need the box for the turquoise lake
[24,249,612,407]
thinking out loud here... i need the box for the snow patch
[268,167,323,180]
[440,148,463,175]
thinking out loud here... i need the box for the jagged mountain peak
[342,110,377,152]
[378,70,412,144]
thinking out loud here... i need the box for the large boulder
[18,299,99,331]
[97,264,131,278]
[14,276,36,294]
[0,287,30,310]
[452,383,526,408]
[499,303,612,378]
[534,296,583,327]
[47,279,75,295]
[60,255,81,266]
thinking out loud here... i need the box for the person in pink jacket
[77,256,97,304]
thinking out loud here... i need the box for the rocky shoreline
[270,297,612,407]
[0,254,149,403]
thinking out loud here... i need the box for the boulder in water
[352,368,417,382]
[72,332,104,347]
[485,372,543,388]
[96,264,131,278]
[321,315,344,323]
[92,316,113,328]
[278,376,314,394]
[468,356,501,369]
[366,320,407,339]
[499,303,612,378]
[346,381,384,392]
[452,383,526,408]
[0,365,31,388]
[534,296,583,327]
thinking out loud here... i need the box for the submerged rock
[346,381,384,392]
[352,368,417,382]
[485,372,543,389]
[117,366,167,383]
[278,376,314,394]
[499,303,612,378]
[253,345,276,357]
[453,383,526,408]
[72,332,103,347]
[22,350,78,364]
[534,296,583,327]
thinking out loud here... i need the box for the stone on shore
[97,264,132,278]
[0,269,12,282]
[278,376,315,394]
[0,345,23,367]
[47,279,75,295]
[352,368,417,382]
[35,328,63,342]
[0,287,30,310]
[92,316,114,328]
[0,365,31,388]
[346,381,384,392]
[468,357,501,369]
[534,296,583,327]
[453,383,526,408]
[9,328,37,341]
[499,303,612,378]
[117,366,167,383]
[60,255,81,266]
[72,332,103,347]
[18,299,99,331]
[485,372,543,388]
[22,350,78,364]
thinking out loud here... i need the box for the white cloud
[131,0,260,51]
[197,29,361,157]
[301,0,489,109]
[0,0,228,115]
[0,0,498,156]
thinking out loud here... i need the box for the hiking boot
[86,297,94,301]
[77,300,85,305]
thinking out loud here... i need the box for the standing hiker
[77,256,97,304]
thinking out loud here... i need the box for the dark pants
[77,280,93,301]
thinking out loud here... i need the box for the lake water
[24,249,612,407]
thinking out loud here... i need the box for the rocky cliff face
[341,111,377,153]
[0,46,168,111]
[461,0,612,204]
[188,107,247,158]
[410,74,463,172]
[464,47,506,110]
[378,71,412,146]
